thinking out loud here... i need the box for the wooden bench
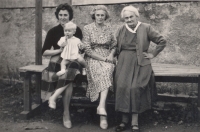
[19,63,200,119]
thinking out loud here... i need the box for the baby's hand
[65,36,68,40]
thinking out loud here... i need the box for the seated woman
[114,6,166,132]
[42,3,82,129]
[82,5,116,130]
[48,21,87,110]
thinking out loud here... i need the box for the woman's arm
[147,25,167,58]
[43,49,62,56]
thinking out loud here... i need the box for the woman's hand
[143,52,154,59]
[106,54,114,63]
[59,47,64,53]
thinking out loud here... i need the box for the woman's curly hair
[55,3,73,20]
[90,5,110,20]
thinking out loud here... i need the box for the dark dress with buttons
[115,26,156,113]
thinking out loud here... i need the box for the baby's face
[64,28,75,38]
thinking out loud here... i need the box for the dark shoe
[115,122,127,132]
[132,125,140,132]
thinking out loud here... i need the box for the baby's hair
[64,21,77,30]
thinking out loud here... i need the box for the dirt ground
[0,81,200,132]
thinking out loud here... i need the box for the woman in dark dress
[42,3,82,129]
[114,6,166,132]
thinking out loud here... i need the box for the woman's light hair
[90,5,110,20]
[64,21,77,30]
[121,6,140,19]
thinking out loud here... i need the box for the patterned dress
[82,22,116,102]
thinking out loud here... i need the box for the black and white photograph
[0,0,200,131]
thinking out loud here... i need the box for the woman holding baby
[42,3,116,130]
[42,3,83,129]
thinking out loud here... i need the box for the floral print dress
[82,22,116,102]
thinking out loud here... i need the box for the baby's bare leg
[77,55,87,75]
[56,59,70,76]
[77,56,87,68]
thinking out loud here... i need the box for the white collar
[125,21,141,33]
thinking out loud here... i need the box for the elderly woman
[82,5,116,129]
[114,6,166,132]
[42,3,82,129]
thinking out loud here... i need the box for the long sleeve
[82,26,93,56]
[148,25,167,57]
[42,30,54,55]
[74,26,83,40]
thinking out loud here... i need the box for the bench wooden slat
[19,64,48,73]
[152,63,200,77]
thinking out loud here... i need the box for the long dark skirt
[115,50,156,113]
[42,54,82,93]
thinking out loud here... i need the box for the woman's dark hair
[55,3,73,20]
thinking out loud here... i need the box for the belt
[91,44,110,50]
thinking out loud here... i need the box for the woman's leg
[115,112,129,131]
[49,85,68,109]
[97,89,109,129]
[50,86,67,101]
[131,113,139,130]
[62,83,73,121]
[62,83,73,128]
[98,89,109,113]
[122,113,129,124]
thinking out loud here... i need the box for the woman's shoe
[48,97,56,109]
[115,122,127,132]
[97,107,107,116]
[132,125,140,132]
[100,115,108,129]
[63,118,72,129]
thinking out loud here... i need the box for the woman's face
[94,10,106,24]
[123,10,138,27]
[58,10,70,26]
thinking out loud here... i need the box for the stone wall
[0,2,200,77]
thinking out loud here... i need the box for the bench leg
[35,73,42,104]
[20,72,43,119]
[20,72,32,119]
[198,75,200,120]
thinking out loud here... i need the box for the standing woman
[42,3,82,129]
[115,6,166,132]
[82,5,116,129]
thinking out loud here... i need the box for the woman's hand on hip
[143,52,154,59]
